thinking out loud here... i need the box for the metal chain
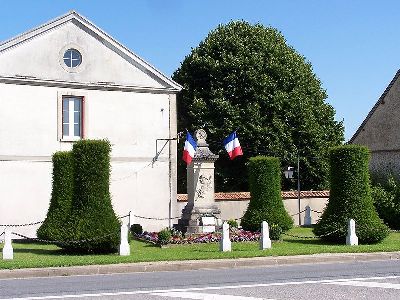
[118,213,130,219]
[0,212,129,228]
[0,220,44,228]
[282,228,340,239]
[133,214,181,221]
[290,209,306,217]
[11,232,118,247]
[311,209,323,214]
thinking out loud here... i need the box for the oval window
[63,49,82,68]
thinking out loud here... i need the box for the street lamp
[284,156,301,226]
[283,166,294,180]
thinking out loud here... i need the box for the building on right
[350,69,400,179]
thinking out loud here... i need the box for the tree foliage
[371,176,400,230]
[173,21,344,192]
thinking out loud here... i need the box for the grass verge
[0,227,399,270]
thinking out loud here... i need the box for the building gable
[0,11,181,93]
[350,70,400,151]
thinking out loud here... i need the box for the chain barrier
[0,220,44,228]
[0,231,4,238]
[282,228,340,239]
[133,214,181,221]
[0,212,129,228]
[11,232,118,247]
[118,213,130,219]
[311,209,323,214]
[290,209,306,217]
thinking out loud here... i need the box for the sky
[1,1,400,141]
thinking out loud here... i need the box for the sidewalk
[1,251,399,279]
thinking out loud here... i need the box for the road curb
[1,252,399,279]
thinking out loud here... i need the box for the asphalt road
[0,260,399,299]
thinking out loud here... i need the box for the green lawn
[1,227,399,270]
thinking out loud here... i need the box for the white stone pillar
[346,219,358,246]
[260,221,272,250]
[220,222,231,252]
[182,129,220,234]
[119,223,130,256]
[2,228,13,260]
[304,205,312,226]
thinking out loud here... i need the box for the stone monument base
[177,204,221,234]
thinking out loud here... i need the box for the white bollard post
[220,222,231,252]
[346,219,358,246]
[260,221,271,250]
[304,205,312,226]
[2,228,13,260]
[119,223,131,256]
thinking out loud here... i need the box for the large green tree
[173,21,344,192]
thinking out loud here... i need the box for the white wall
[0,83,175,237]
[0,22,165,89]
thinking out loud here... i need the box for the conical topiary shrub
[241,156,293,234]
[62,140,120,253]
[37,151,73,241]
[313,145,389,244]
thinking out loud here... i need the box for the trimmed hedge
[313,145,389,244]
[37,151,73,241]
[62,140,120,253]
[241,156,293,234]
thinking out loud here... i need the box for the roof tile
[177,191,329,202]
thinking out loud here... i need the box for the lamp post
[284,156,301,226]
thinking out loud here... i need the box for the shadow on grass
[13,248,65,255]
[282,238,338,246]
[143,243,160,248]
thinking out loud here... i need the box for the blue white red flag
[223,131,243,160]
[182,131,197,165]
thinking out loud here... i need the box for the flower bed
[134,229,261,245]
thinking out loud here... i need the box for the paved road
[0,260,399,299]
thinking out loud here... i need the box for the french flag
[223,131,243,160]
[182,131,197,165]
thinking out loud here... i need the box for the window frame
[63,49,82,68]
[59,44,86,73]
[57,91,86,142]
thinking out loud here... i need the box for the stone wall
[369,150,400,180]
[350,70,400,178]
[177,191,329,226]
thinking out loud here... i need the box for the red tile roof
[177,191,329,202]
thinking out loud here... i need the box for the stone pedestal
[178,129,220,234]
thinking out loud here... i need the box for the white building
[0,11,181,237]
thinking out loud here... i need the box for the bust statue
[195,129,207,144]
